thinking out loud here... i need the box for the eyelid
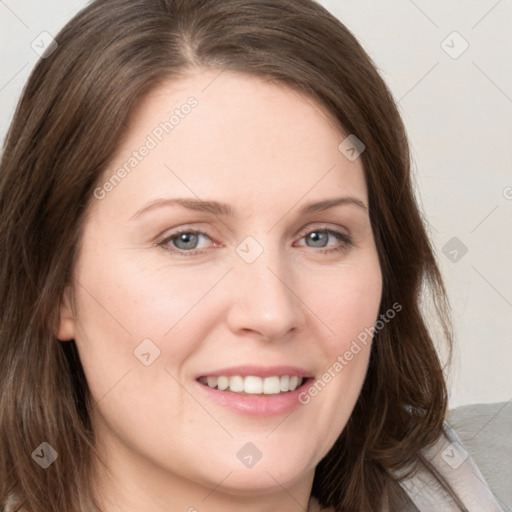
[155,222,218,243]
[295,223,350,241]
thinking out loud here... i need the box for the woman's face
[59,69,382,504]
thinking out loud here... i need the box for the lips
[195,366,315,417]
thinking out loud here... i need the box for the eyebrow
[129,195,368,220]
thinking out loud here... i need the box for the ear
[57,286,76,341]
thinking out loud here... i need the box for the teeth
[199,375,304,394]
[244,376,263,394]
[206,376,218,388]
[229,376,244,392]
[217,376,229,391]
[262,376,280,394]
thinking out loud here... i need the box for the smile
[198,375,304,395]
[195,365,314,416]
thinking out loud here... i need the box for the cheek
[70,247,230,401]
[296,257,381,441]
[72,249,212,345]
[309,257,382,356]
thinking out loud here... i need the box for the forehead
[95,68,368,219]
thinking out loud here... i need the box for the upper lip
[196,365,314,379]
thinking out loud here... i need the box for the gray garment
[393,421,504,511]
[446,400,512,509]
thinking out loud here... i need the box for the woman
[0,0,502,510]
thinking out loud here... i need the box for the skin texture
[58,68,382,512]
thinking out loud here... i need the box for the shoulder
[395,420,504,511]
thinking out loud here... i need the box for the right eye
[158,229,218,256]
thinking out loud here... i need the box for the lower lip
[195,379,312,417]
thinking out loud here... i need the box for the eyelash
[157,226,353,257]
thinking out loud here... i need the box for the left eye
[159,227,352,255]
[296,229,351,251]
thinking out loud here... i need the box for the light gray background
[1,0,511,409]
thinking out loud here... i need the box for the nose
[225,242,303,342]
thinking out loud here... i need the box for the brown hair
[0,0,453,510]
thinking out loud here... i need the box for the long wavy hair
[0,0,454,510]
